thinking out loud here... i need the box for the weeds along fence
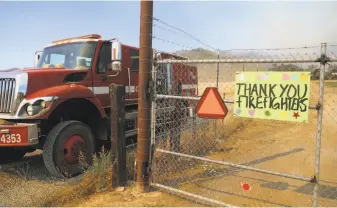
[126,143,137,181]
[149,42,337,207]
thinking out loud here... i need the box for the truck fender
[25,84,106,118]
[26,84,96,100]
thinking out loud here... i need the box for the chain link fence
[317,44,337,207]
[149,32,337,206]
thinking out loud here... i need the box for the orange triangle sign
[196,87,228,119]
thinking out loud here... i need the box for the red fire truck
[0,34,198,177]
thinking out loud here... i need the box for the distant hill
[173,47,320,69]
[174,48,233,59]
[169,47,322,84]
[173,47,263,60]
[171,48,268,83]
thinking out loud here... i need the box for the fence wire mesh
[317,44,337,207]
[150,36,337,206]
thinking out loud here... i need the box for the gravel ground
[0,151,75,206]
[0,148,197,207]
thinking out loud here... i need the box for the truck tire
[43,120,95,178]
[0,147,27,163]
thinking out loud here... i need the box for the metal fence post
[136,0,153,193]
[192,114,196,142]
[216,49,220,88]
[170,81,182,152]
[149,51,157,186]
[312,42,327,207]
[110,83,126,187]
[214,49,220,146]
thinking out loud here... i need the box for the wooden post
[110,83,127,187]
[137,0,153,192]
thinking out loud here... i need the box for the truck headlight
[18,96,58,117]
[26,104,34,115]
[40,101,47,108]
[26,103,44,116]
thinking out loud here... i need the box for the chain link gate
[149,43,337,207]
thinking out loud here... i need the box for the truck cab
[0,34,197,178]
[34,34,139,108]
[0,34,139,176]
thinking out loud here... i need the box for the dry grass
[0,144,140,207]
[126,144,137,180]
[38,145,140,206]
[38,147,115,206]
[153,113,251,183]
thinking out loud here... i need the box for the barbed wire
[153,24,196,40]
[326,42,337,46]
[145,14,334,54]
[153,36,321,61]
[152,17,321,52]
[153,36,195,51]
[221,45,321,52]
[153,38,323,62]
[149,15,329,62]
[152,16,219,52]
[153,29,321,54]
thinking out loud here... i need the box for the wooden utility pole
[136,0,153,192]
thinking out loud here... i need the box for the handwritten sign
[234,71,311,123]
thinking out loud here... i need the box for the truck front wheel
[43,120,95,178]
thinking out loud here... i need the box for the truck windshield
[36,42,97,69]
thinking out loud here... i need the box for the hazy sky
[0,1,336,69]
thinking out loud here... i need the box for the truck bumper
[0,123,39,147]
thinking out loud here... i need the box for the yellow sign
[234,71,311,123]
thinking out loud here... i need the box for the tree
[326,64,337,80]
[311,68,320,80]
[307,64,320,80]
[308,64,318,72]
[308,64,337,80]
[268,63,304,72]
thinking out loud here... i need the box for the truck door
[92,41,129,109]
[124,47,139,105]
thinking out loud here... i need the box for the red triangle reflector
[196,87,228,119]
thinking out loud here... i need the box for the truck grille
[0,78,16,113]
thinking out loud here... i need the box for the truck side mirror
[111,61,122,71]
[34,51,42,67]
[111,40,122,72]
